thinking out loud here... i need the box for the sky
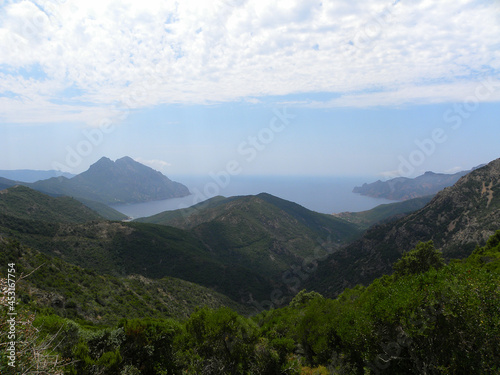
[0,0,499,179]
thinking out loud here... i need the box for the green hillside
[0,190,361,305]
[333,195,434,229]
[136,193,362,304]
[137,193,362,254]
[0,176,17,190]
[0,237,251,324]
[0,213,276,302]
[72,196,128,221]
[137,193,359,243]
[134,195,231,224]
[0,185,104,223]
[3,231,498,374]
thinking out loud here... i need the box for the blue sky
[1,0,499,179]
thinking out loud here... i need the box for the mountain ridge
[353,168,473,200]
[308,157,500,297]
[0,169,75,183]
[333,195,435,229]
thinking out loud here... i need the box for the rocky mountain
[308,157,500,297]
[353,169,471,200]
[29,156,190,204]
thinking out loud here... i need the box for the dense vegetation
[0,237,251,324]
[136,193,363,303]
[0,180,128,221]
[0,185,104,224]
[0,188,363,303]
[2,231,499,374]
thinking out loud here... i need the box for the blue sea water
[112,175,396,219]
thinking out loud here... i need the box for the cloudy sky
[1,0,499,178]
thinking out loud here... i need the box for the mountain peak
[96,156,113,163]
[92,156,114,168]
[115,156,136,164]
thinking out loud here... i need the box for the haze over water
[112,175,396,219]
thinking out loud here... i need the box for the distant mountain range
[353,169,478,200]
[0,169,75,183]
[308,158,500,297]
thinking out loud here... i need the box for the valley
[0,156,499,374]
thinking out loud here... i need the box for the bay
[111,175,396,219]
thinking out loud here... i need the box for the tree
[289,290,324,308]
[393,241,444,277]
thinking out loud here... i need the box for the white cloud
[134,157,172,172]
[378,170,402,180]
[305,80,500,108]
[444,166,464,174]
[0,0,499,124]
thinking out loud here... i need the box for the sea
[111,175,396,220]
